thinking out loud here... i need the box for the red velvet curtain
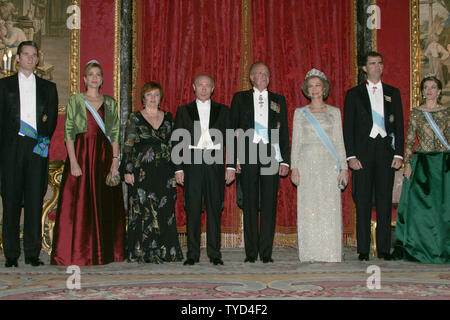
[377,0,411,134]
[251,0,353,233]
[139,0,242,232]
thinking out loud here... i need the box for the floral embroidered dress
[393,107,450,264]
[120,111,183,263]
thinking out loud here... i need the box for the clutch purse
[106,172,121,187]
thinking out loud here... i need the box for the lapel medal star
[42,114,48,122]
[384,95,391,102]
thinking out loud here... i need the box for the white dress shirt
[18,72,37,135]
[253,88,269,144]
[176,99,220,174]
[347,80,402,161]
[196,99,210,132]
[366,80,387,138]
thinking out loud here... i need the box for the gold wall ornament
[240,0,253,91]
[39,0,80,254]
[350,0,358,88]
[41,160,65,255]
[114,0,121,113]
[410,0,420,109]
[70,0,81,97]
[371,0,378,53]
[132,0,140,111]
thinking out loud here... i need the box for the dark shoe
[210,258,224,266]
[5,258,18,268]
[391,249,403,261]
[358,253,369,261]
[244,257,256,263]
[262,257,274,263]
[25,257,44,266]
[183,258,198,266]
[377,252,393,261]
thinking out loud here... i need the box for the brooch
[104,100,112,112]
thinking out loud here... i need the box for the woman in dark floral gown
[120,81,183,263]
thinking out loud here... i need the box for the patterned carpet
[0,246,449,300]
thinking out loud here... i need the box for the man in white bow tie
[173,73,235,266]
[343,51,404,262]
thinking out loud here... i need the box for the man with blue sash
[0,41,58,267]
[343,52,404,261]
[231,62,290,263]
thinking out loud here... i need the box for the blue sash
[422,111,450,150]
[19,121,50,158]
[371,108,386,133]
[300,107,340,173]
[254,120,269,143]
[84,98,111,143]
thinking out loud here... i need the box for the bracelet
[113,156,119,160]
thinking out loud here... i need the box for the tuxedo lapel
[9,74,20,124]
[35,76,45,132]
[358,83,372,115]
[209,101,219,128]
[187,101,200,122]
[268,91,276,130]
[382,83,392,115]
[245,90,254,126]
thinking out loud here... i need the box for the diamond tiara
[86,59,100,66]
[305,68,328,81]
[423,73,439,80]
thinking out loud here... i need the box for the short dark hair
[420,75,442,104]
[361,51,383,66]
[141,81,164,105]
[194,73,214,87]
[17,41,39,56]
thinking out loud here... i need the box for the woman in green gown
[393,74,449,264]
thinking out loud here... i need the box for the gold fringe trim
[132,0,141,112]
[410,0,420,110]
[371,0,378,52]
[350,0,358,87]
[240,0,253,91]
[114,0,120,108]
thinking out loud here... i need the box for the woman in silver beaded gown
[291,69,348,262]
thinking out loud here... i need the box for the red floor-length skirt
[51,106,125,266]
